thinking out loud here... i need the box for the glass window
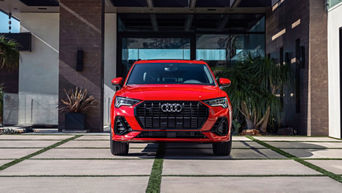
[0,12,20,33]
[196,33,265,66]
[328,0,342,9]
[127,63,215,85]
[121,37,190,77]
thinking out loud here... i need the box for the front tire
[110,127,129,155]
[212,132,232,156]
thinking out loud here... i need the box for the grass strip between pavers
[145,143,165,193]
[247,136,342,183]
[0,135,82,171]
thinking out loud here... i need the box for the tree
[217,56,290,133]
[0,36,19,70]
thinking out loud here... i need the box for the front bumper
[111,102,232,143]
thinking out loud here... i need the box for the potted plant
[216,55,290,134]
[59,87,97,131]
[0,36,19,71]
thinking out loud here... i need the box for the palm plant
[0,36,19,70]
[216,55,290,133]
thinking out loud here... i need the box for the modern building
[328,0,342,138]
[0,0,340,138]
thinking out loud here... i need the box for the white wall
[17,13,59,126]
[103,13,117,128]
[328,3,342,138]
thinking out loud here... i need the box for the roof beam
[115,7,267,14]
[146,0,158,31]
[184,15,194,31]
[150,14,159,31]
[189,0,197,8]
[231,0,243,8]
[146,0,153,8]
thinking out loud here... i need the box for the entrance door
[117,33,195,78]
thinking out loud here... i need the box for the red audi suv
[110,60,232,156]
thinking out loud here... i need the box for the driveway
[0,134,341,193]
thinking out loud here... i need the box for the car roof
[134,59,208,65]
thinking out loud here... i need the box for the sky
[0,12,20,33]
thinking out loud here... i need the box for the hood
[116,84,227,101]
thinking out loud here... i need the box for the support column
[58,0,104,132]
[307,0,328,136]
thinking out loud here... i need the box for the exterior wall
[328,2,342,138]
[266,0,328,136]
[2,11,115,128]
[103,13,117,127]
[308,0,328,136]
[59,0,104,131]
[266,0,310,135]
[17,13,59,126]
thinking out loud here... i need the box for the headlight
[203,97,228,108]
[115,96,140,108]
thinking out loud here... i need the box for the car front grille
[135,101,209,130]
[135,131,208,139]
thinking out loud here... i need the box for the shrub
[216,56,290,133]
[59,87,97,113]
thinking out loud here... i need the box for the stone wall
[59,0,104,131]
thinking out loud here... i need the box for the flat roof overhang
[0,0,270,15]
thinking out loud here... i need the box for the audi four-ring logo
[160,103,183,113]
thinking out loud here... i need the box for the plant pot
[65,112,85,130]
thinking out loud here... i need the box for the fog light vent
[114,116,132,135]
[211,117,228,136]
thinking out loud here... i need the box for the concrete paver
[1,134,342,193]
[76,135,109,140]
[267,141,342,149]
[0,135,72,140]
[165,142,264,149]
[307,160,342,174]
[58,140,109,148]
[231,136,251,141]
[164,148,284,159]
[0,160,154,175]
[281,148,342,158]
[34,148,156,159]
[230,148,285,159]
[0,160,12,166]
[161,177,342,193]
[254,136,340,142]
[0,149,40,159]
[0,141,57,148]
[58,140,156,149]
[162,160,319,175]
[0,177,148,193]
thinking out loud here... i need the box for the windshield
[126,63,216,85]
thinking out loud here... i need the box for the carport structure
[0,0,332,138]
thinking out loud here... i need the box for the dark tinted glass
[127,63,215,85]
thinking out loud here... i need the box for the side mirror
[219,78,231,89]
[111,77,123,89]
